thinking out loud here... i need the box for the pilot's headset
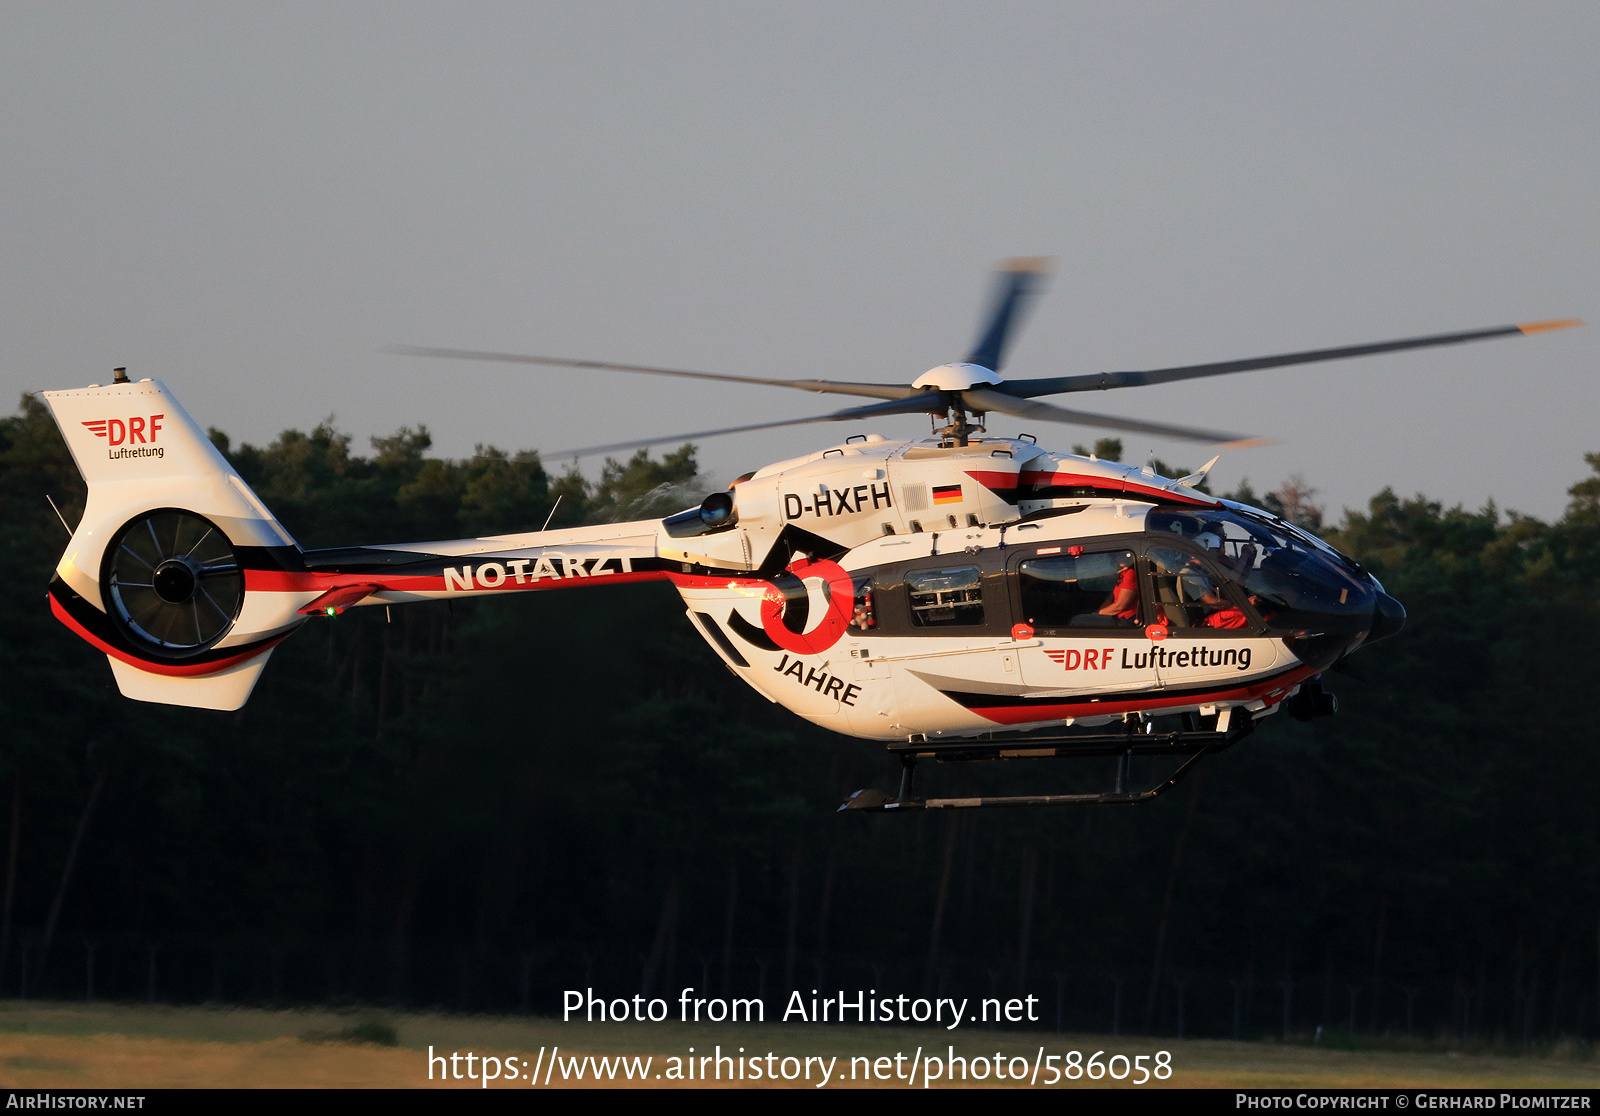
[1195,530,1224,554]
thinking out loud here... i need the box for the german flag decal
[932,484,962,505]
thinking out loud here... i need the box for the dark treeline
[1,395,1597,1044]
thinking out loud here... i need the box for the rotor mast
[910,362,1002,446]
[937,401,985,446]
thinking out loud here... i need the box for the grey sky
[3,2,1595,523]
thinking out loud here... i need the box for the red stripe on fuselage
[665,571,772,592]
[243,567,671,594]
[959,664,1318,725]
[962,470,1019,491]
[1017,470,1217,507]
[49,591,289,677]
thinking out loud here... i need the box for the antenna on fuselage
[540,494,563,532]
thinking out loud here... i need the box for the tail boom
[42,377,673,710]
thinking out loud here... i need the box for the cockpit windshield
[1147,508,1373,624]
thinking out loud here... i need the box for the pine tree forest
[2,397,1597,1045]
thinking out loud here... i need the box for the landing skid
[839,711,1253,813]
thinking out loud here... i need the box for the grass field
[0,1001,1597,1089]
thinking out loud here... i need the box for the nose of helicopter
[1367,592,1407,644]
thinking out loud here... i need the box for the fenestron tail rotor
[106,510,243,654]
[387,258,1583,457]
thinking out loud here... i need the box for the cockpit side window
[1148,510,1266,582]
[1148,508,1371,623]
[1146,545,1255,630]
[1018,549,1140,630]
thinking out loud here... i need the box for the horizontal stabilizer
[298,584,380,616]
[107,650,276,712]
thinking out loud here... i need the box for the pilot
[1200,524,1258,580]
[1097,555,1140,622]
[1192,528,1262,627]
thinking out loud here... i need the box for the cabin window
[1018,549,1139,629]
[906,566,984,626]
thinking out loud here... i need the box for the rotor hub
[912,363,1003,391]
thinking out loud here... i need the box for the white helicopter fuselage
[41,379,1396,737]
[678,506,1303,743]
[667,436,1331,742]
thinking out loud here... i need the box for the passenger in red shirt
[1202,592,1270,629]
[1098,558,1140,621]
[1201,603,1250,629]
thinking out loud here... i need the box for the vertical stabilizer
[42,378,304,711]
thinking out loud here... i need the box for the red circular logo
[759,558,854,655]
[1145,623,1169,642]
[1011,622,1035,641]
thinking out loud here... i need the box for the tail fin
[42,378,305,710]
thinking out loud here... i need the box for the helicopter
[39,260,1582,811]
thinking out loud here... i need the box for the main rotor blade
[961,387,1264,447]
[549,393,949,459]
[999,319,1586,398]
[964,257,1052,373]
[385,345,915,402]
